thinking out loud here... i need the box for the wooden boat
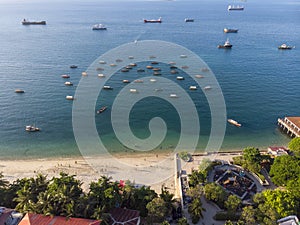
[228,119,242,127]
[15,89,25,93]
[97,106,107,114]
[61,74,70,78]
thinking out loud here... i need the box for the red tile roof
[18,213,100,225]
[109,208,140,225]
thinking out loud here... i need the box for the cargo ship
[144,17,162,23]
[22,19,46,25]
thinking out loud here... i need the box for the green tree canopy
[288,137,300,155]
[188,198,205,224]
[269,155,300,186]
[146,197,168,223]
[177,217,189,225]
[204,183,227,207]
[225,194,241,213]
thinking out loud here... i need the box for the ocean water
[0,0,299,159]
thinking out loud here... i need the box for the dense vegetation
[0,172,178,224]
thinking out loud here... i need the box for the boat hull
[218,45,232,49]
[22,21,46,25]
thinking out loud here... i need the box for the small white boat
[15,89,25,93]
[99,60,106,64]
[103,85,113,90]
[61,74,70,78]
[134,79,143,83]
[98,74,105,78]
[176,76,184,80]
[195,75,204,78]
[123,79,130,83]
[180,54,188,58]
[150,78,157,82]
[204,86,212,90]
[227,119,242,127]
[25,125,40,132]
[170,94,178,98]
[189,86,197,90]
[110,63,117,67]
[92,24,107,30]
[130,89,138,93]
[82,72,88,76]
[64,81,73,86]
[66,95,75,100]
[228,5,244,11]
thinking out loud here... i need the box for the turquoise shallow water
[0,0,299,159]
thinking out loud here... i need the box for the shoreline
[0,150,251,194]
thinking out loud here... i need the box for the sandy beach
[0,152,177,193]
[0,151,241,194]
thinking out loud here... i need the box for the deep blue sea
[0,0,299,159]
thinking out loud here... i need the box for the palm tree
[188,198,206,224]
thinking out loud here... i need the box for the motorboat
[96,67,104,71]
[22,19,46,25]
[204,86,212,90]
[98,74,105,78]
[185,18,194,22]
[150,78,157,82]
[153,68,161,71]
[66,95,75,100]
[130,89,138,93]
[180,54,188,58]
[116,59,123,62]
[61,74,70,78]
[278,44,294,50]
[103,85,113,90]
[64,81,73,86]
[228,5,244,11]
[144,17,162,23]
[25,125,40,132]
[176,76,184,80]
[227,119,242,127]
[223,28,238,33]
[146,65,153,69]
[129,63,137,67]
[97,106,107,114]
[195,75,204,78]
[82,72,88,76]
[70,65,78,69]
[189,86,197,90]
[151,61,159,65]
[218,39,232,49]
[15,89,25,93]
[121,68,130,72]
[170,70,178,74]
[137,69,145,72]
[153,72,161,76]
[170,94,178,98]
[99,60,106,64]
[123,80,130,83]
[92,24,107,30]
